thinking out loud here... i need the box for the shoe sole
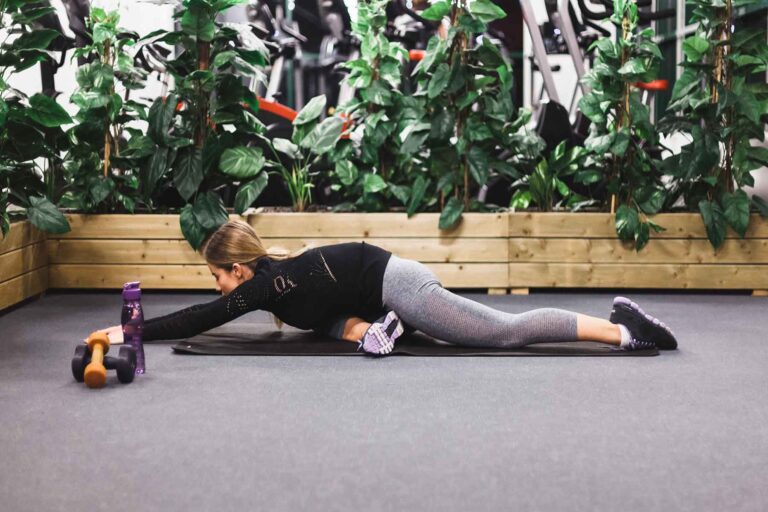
[363,311,404,355]
[612,297,677,350]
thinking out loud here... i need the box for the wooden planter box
[1,211,764,312]
[46,212,510,291]
[509,212,768,293]
[0,221,48,310]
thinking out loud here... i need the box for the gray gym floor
[1,290,766,512]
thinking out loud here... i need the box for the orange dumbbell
[84,332,109,388]
[72,331,136,388]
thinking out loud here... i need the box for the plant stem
[195,40,210,148]
[103,39,112,177]
[610,12,633,214]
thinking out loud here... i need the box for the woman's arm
[133,274,270,341]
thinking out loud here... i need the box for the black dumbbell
[72,336,137,386]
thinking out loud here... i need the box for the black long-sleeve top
[142,241,393,341]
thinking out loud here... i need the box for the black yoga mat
[169,324,658,357]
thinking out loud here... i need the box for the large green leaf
[12,29,59,50]
[11,6,56,24]
[421,1,451,20]
[71,91,110,110]
[469,0,507,23]
[407,175,429,216]
[721,189,750,238]
[180,203,206,250]
[299,117,344,154]
[143,147,170,196]
[273,138,300,159]
[173,147,204,201]
[617,58,647,77]
[335,160,358,186]
[181,5,215,42]
[699,199,727,249]
[428,63,450,99]
[234,172,269,214]
[683,35,709,61]
[192,191,228,231]
[578,93,605,124]
[293,95,326,125]
[27,94,72,127]
[615,204,640,242]
[27,196,70,234]
[88,176,114,204]
[438,197,464,230]
[362,173,387,194]
[400,123,431,154]
[468,146,490,185]
[219,147,265,178]
[148,94,177,145]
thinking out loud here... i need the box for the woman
[99,220,678,355]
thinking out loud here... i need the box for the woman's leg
[381,255,620,348]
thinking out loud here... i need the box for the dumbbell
[72,332,137,388]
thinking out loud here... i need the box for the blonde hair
[200,219,312,330]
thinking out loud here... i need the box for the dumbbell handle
[92,344,104,364]
[84,343,107,388]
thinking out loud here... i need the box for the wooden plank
[48,238,509,264]
[49,263,508,289]
[0,267,48,311]
[49,264,214,289]
[509,263,768,289]
[52,213,508,239]
[247,212,508,238]
[0,221,46,255]
[52,214,238,239]
[0,242,48,284]
[509,238,768,264]
[47,239,206,265]
[509,213,768,239]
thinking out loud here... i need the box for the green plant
[0,0,72,236]
[411,0,541,229]
[329,0,410,212]
[60,7,149,213]
[509,141,596,212]
[661,0,768,248]
[264,95,344,212]
[578,0,667,250]
[138,0,270,249]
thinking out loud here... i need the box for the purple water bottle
[121,281,146,374]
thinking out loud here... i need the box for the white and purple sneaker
[358,311,405,356]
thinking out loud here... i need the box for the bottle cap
[123,281,141,301]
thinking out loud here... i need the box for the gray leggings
[320,255,579,348]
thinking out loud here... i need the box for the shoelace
[629,337,655,350]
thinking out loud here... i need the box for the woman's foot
[358,311,404,356]
[610,297,678,350]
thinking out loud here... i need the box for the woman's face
[208,263,253,295]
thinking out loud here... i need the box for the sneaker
[610,297,678,350]
[358,311,404,356]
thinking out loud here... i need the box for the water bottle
[121,281,146,374]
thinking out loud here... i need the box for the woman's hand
[83,325,124,345]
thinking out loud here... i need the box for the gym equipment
[247,0,307,111]
[72,332,137,388]
[170,325,658,356]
